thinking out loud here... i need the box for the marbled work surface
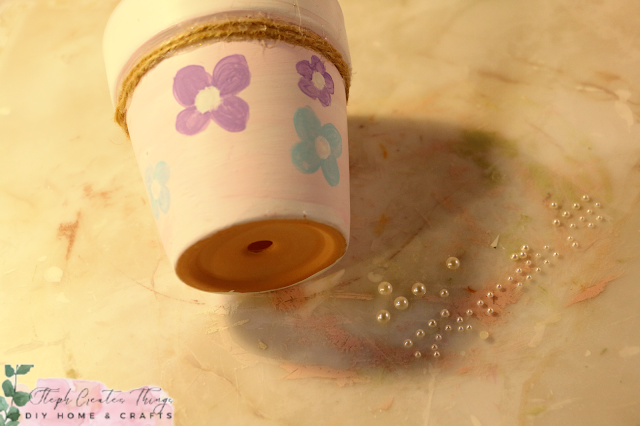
[1,0,640,425]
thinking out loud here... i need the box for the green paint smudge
[453,130,517,185]
[526,406,547,416]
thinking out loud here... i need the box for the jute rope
[115,17,352,137]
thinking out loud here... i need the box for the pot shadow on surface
[224,114,527,371]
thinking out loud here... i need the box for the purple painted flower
[173,54,250,135]
[296,55,334,107]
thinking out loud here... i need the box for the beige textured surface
[1,0,640,425]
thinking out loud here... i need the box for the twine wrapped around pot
[114,17,352,137]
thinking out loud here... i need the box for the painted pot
[103,0,351,293]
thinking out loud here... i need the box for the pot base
[176,219,346,292]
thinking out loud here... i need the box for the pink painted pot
[103,0,351,293]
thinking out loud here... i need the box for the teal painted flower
[145,161,171,219]
[291,106,342,187]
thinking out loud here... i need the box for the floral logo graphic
[145,161,171,219]
[296,55,334,107]
[291,106,342,187]
[2,364,33,426]
[173,54,250,135]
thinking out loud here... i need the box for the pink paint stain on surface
[566,274,622,306]
[280,364,370,387]
[19,378,173,425]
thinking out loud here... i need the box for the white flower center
[151,180,163,199]
[311,71,325,90]
[315,136,331,159]
[194,86,221,113]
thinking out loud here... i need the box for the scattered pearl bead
[477,300,485,306]
[516,282,523,287]
[519,252,528,259]
[535,253,542,258]
[510,253,519,261]
[573,203,581,210]
[544,245,550,250]
[434,334,442,341]
[416,329,425,338]
[414,351,422,358]
[515,268,523,274]
[458,326,465,332]
[444,325,452,332]
[378,282,393,295]
[567,236,574,242]
[570,223,577,228]
[487,308,494,315]
[428,319,438,328]
[431,344,438,351]
[587,223,594,228]
[466,325,473,331]
[587,209,593,214]
[553,252,560,257]
[572,242,579,248]
[521,245,530,252]
[404,339,413,348]
[544,260,550,265]
[553,219,561,226]
[525,260,532,266]
[495,284,503,291]
[525,275,532,280]
[394,296,409,310]
[446,257,460,270]
[466,309,474,316]
[582,195,590,201]
[507,276,514,281]
[596,216,603,221]
[439,289,449,298]
[440,309,450,318]
[433,351,440,358]
[479,331,490,340]
[562,211,571,218]
[376,310,391,323]
[487,292,494,298]
[550,202,559,209]
[411,282,426,296]
[595,202,602,208]
[580,216,587,221]
[535,267,542,273]
[456,316,464,323]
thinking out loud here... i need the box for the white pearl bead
[411,282,426,296]
[394,296,409,310]
[378,282,393,295]
[376,310,391,323]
